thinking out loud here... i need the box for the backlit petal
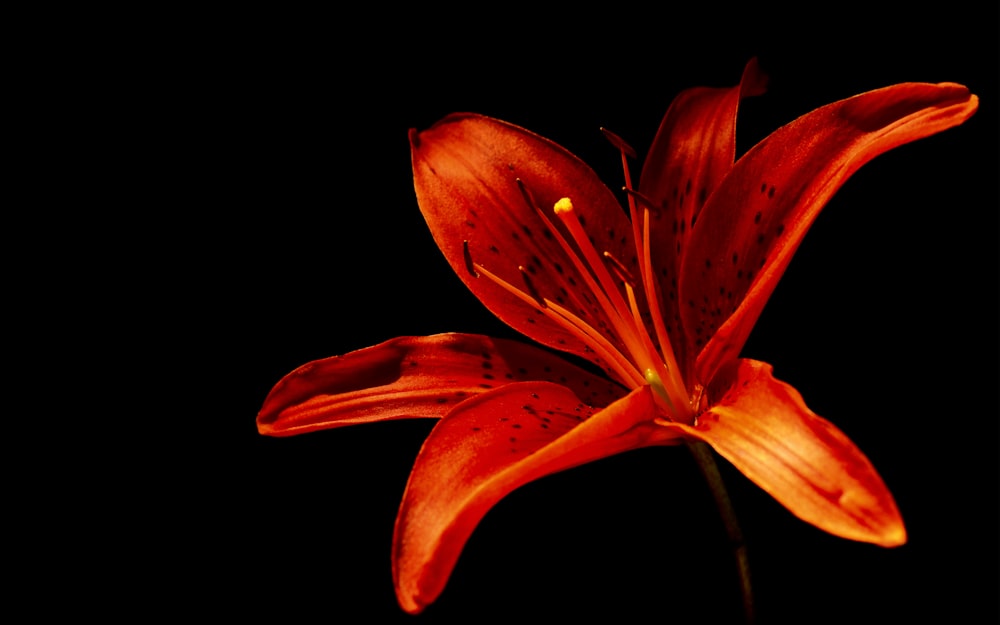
[664,358,905,547]
[639,59,767,381]
[257,333,625,436]
[392,383,679,613]
[682,82,978,385]
[410,114,639,379]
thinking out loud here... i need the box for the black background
[123,5,997,624]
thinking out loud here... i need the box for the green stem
[685,440,753,625]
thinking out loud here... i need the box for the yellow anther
[553,197,574,215]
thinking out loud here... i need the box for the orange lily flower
[257,59,977,614]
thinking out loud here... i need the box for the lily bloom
[258,60,977,614]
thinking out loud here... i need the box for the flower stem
[686,440,753,624]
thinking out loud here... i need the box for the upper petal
[257,333,626,436]
[662,358,905,547]
[392,382,679,613]
[410,114,639,380]
[638,59,767,382]
[680,82,977,385]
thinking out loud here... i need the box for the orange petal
[410,113,639,377]
[638,58,767,380]
[683,82,977,385]
[257,333,625,436]
[392,383,679,613]
[665,358,905,547]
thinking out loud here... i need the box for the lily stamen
[518,186,654,374]
[641,207,686,404]
[602,127,645,287]
[472,261,644,387]
[602,251,637,286]
[553,198,676,393]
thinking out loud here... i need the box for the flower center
[471,173,695,424]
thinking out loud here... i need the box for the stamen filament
[474,262,644,387]
[641,207,686,403]
[521,186,653,375]
[553,198,655,372]
[518,180,638,340]
[623,280,684,414]
[542,297,646,387]
[602,251,636,286]
[601,127,645,286]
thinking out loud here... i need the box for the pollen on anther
[554,197,574,215]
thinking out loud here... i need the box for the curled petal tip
[876,520,907,548]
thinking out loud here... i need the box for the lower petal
[664,359,905,547]
[392,382,679,613]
